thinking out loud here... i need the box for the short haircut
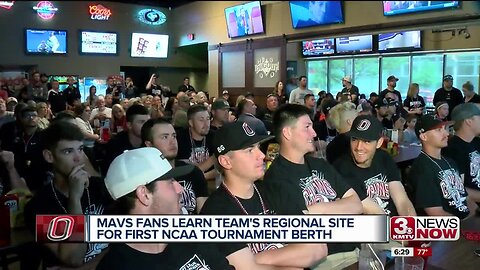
[272,104,312,142]
[299,75,307,81]
[51,111,76,125]
[237,99,250,115]
[20,106,37,118]
[463,81,474,92]
[304,93,314,102]
[187,104,208,120]
[73,102,89,117]
[184,76,190,80]
[126,104,149,123]
[41,121,84,151]
[114,182,157,214]
[406,114,417,123]
[328,101,357,131]
[141,118,172,144]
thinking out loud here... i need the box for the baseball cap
[222,90,229,95]
[348,115,383,141]
[415,115,452,137]
[245,92,254,98]
[7,97,18,104]
[105,148,194,200]
[443,75,453,81]
[374,97,395,108]
[387,75,399,82]
[213,122,273,157]
[322,99,337,115]
[342,76,352,83]
[211,99,230,110]
[451,102,480,122]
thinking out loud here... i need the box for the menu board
[80,31,118,55]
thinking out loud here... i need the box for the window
[329,59,353,95]
[411,54,444,107]
[306,60,327,96]
[353,57,379,97]
[445,52,480,95]
[380,56,410,99]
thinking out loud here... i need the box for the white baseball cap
[105,147,194,200]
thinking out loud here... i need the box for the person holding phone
[146,74,162,97]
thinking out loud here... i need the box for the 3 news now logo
[36,215,86,242]
[390,216,460,241]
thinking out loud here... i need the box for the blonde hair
[194,91,207,104]
[407,83,420,98]
[235,95,246,107]
[328,101,358,133]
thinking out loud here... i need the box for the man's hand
[0,151,15,169]
[68,165,89,201]
[394,117,406,130]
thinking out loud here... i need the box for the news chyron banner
[36,215,389,243]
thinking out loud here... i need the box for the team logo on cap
[217,145,225,153]
[242,122,255,137]
[357,119,371,131]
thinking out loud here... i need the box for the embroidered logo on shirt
[300,170,337,206]
[179,254,211,270]
[469,151,480,189]
[364,173,391,215]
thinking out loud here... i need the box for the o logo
[357,119,371,131]
[242,122,255,136]
[46,216,75,241]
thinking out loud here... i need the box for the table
[343,215,480,270]
[0,227,37,270]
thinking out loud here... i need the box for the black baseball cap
[443,75,453,81]
[322,99,338,115]
[415,115,452,137]
[348,115,383,141]
[387,75,399,82]
[374,97,395,108]
[213,122,273,157]
[211,99,230,110]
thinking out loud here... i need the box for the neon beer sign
[89,4,111,20]
[33,1,58,20]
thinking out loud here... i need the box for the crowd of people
[0,70,479,269]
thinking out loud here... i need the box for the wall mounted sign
[137,8,166,25]
[33,1,57,20]
[0,1,14,10]
[89,4,111,20]
[255,57,279,79]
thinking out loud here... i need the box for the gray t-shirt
[288,87,313,105]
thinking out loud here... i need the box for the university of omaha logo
[469,151,480,188]
[364,173,391,215]
[300,170,337,205]
[438,169,469,213]
[356,119,371,131]
[242,122,255,136]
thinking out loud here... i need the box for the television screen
[383,1,460,16]
[302,38,335,57]
[336,35,373,54]
[225,1,264,38]
[378,31,422,52]
[289,1,343,29]
[80,31,118,55]
[131,33,169,58]
[25,29,67,55]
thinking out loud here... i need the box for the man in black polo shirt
[379,75,402,103]
[201,121,327,269]
[334,115,416,216]
[141,118,209,215]
[433,75,464,120]
[63,76,81,109]
[263,104,362,269]
[442,103,480,205]
[340,76,359,105]
[408,115,477,219]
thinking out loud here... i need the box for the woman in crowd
[326,101,358,163]
[462,81,480,103]
[110,104,127,135]
[434,101,449,121]
[36,102,50,130]
[164,97,178,122]
[403,83,425,117]
[86,85,98,107]
[74,103,99,154]
[141,95,153,113]
[273,80,287,104]
[150,95,164,119]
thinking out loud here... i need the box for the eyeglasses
[23,112,38,119]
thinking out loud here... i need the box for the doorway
[120,66,152,93]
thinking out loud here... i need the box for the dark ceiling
[110,1,192,9]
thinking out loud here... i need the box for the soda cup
[2,194,18,228]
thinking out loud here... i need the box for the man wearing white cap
[340,76,359,104]
[97,147,233,269]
